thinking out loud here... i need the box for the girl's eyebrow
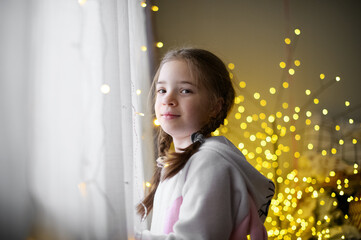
[156,80,195,86]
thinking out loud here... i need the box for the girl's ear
[210,98,224,118]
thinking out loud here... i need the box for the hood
[200,136,275,222]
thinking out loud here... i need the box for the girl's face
[155,60,214,149]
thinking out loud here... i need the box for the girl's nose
[163,92,177,106]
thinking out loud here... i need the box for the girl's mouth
[162,113,180,120]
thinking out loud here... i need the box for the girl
[136,48,275,240]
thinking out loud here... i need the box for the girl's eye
[157,89,166,94]
[181,89,192,94]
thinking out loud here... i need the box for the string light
[228,63,235,70]
[156,42,164,48]
[100,84,111,94]
[239,81,246,88]
[78,0,87,6]
[151,5,159,11]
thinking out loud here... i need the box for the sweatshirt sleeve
[138,150,240,240]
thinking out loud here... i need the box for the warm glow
[151,5,159,11]
[288,68,295,75]
[294,60,301,66]
[100,84,111,94]
[156,42,164,48]
[345,101,350,107]
[228,63,235,70]
[279,62,286,69]
[254,92,261,100]
[305,89,311,95]
[270,87,276,94]
[294,29,301,35]
[154,119,160,126]
[239,81,246,88]
[78,0,87,5]
[283,82,289,88]
[320,73,325,80]
[141,46,147,51]
[285,38,291,44]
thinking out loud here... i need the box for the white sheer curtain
[0,0,153,239]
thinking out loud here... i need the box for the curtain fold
[0,0,154,239]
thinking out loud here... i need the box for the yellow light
[335,125,340,131]
[242,149,248,155]
[320,73,325,80]
[78,0,87,5]
[285,38,291,44]
[238,143,244,149]
[284,116,290,122]
[306,111,312,117]
[322,150,327,156]
[212,129,219,136]
[335,76,341,81]
[313,98,319,104]
[276,112,282,118]
[290,125,296,132]
[151,5,159,11]
[136,89,142,95]
[283,82,289,88]
[294,152,300,158]
[269,87,276,95]
[329,171,336,177]
[305,89,311,95]
[250,135,256,141]
[292,113,299,120]
[153,119,160,126]
[254,92,261,99]
[78,182,87,197]
[345,101,350,107]
[238,105,245,113]
[240,122,247,129]
[353,139,357,144]
[260,99,267,106]
[268,115,275,123]
[314,125,320,131]
[294,29,301,35]
[282,102,288,109]
[321,109,328,115]
[331,148,337,154]
[224,119,228,126]
[279,62,286,68]
[339,139,344,145]
[308,143,313,150]
[294,106,300,113]
[141,1,147,7]
[305,119,311,125]
[239,81,246,88]
[295,134,301,141]
[156,42,164,48]
[100,84,111,94]
[145,182,151,188]
[259,113,266,120]
[235,113,241,119]
[349,118,354,124]
[288,68,295,75]
[246,116,253,123]
[229,72,233,79]
[294,60,301,66]
[141,46,147,51]
[228,63,235,70]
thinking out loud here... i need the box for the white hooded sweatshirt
[137,136,275,240]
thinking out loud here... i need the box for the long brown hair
[137,48,235,218]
